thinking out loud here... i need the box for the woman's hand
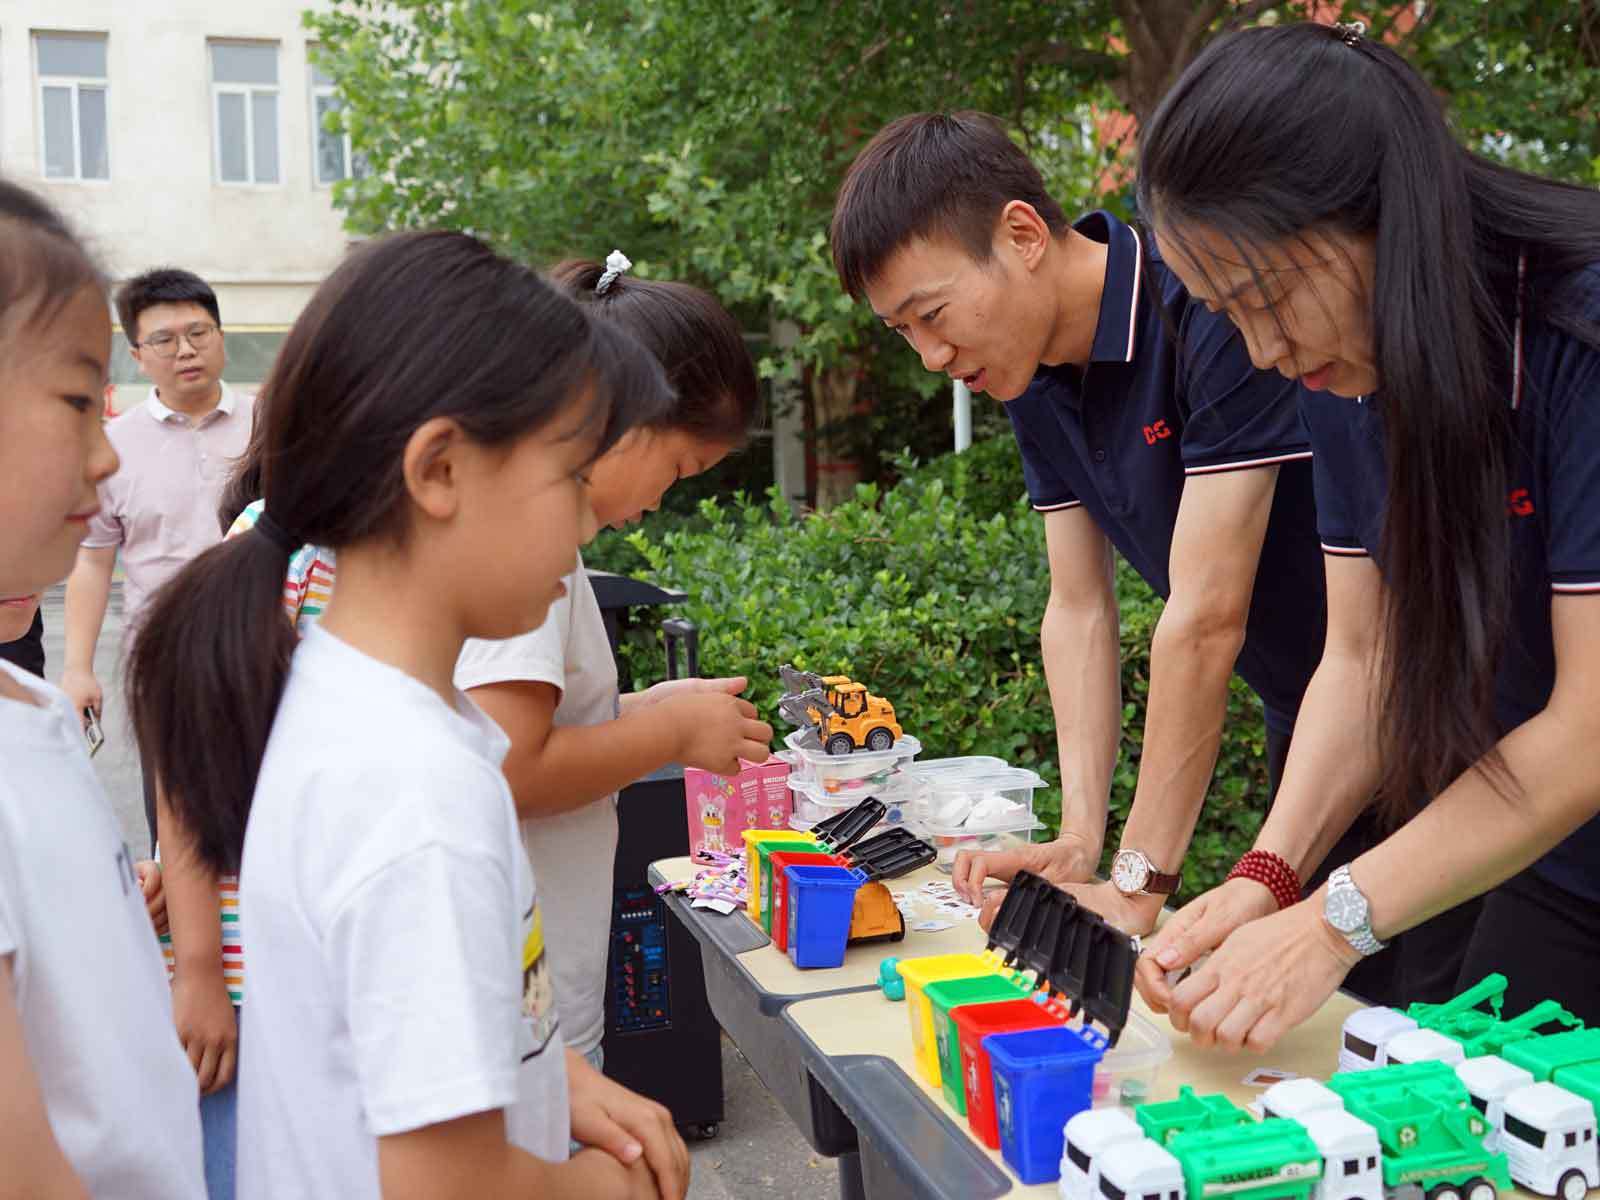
[567,1049,689,1200]
[1163,896,1361,1052]
[1134,877,1279,1013]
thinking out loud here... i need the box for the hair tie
[1333,19,1365,47]
[254,510,302,555]
[595,249,632,295]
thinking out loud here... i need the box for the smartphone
[83,708,104,758]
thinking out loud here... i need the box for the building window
[36,33,109,181]
[309,61,365,185]
[210,42,279,184]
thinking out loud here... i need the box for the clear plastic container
[928,825,1046,871]
[779,730,922,793]
[1088,1009,1171,1108]
[912,767,1048,835]
[788,775,926,833]
[903,755,1009,779]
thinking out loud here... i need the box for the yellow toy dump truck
[777,665,904,755]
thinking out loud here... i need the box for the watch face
[1325,887,1366,933]
[1111,851,1150,895]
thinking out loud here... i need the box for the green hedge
[609,437,1270,899]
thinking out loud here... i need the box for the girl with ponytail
[1131,21,1600,1045]
[129,229,688,1199]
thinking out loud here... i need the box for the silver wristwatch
[1323,864,1386,956]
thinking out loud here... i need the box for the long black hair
[1138,22,1600,823]
[550,259,761,444]
[129,231,672,874]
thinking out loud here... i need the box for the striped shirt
[156,503,338,1003]
[229,499,338,635]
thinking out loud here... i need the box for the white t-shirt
[236,626,568,1200]
[0,662,206,1199]
[455,555,620,1056]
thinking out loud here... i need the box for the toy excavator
[777,664,903,756]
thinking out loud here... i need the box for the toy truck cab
[1493,1082,1599,1200]
[818,679,902,754]
[1341,1007,1421,1073]
[1095,1137,1185,1200]
[1386,1029,1469,1069]
[1300,1109,1383,1200]
[1260,1078,1347,1124]
[1456,1057,1536,1150]
[1062,1108,1148,1200]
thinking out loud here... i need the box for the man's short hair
[830,111,1070,299]
[116,268,221,343]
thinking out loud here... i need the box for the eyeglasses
[138,323,218,358]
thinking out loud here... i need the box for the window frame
[34,31,110,182]
[308,63,357,186]
[209,40,282,187]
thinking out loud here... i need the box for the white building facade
[0,0,353,402]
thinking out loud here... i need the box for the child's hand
[667,692,773,775]
[567,1049,689,1200]
[133,860,168,936]
[172,971,238,1095]
[629,675,748,712]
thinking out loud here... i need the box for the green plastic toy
[1136,1085,1252,1146]
[1167,1119,1323,1200]
[1331,1063,1511,1200]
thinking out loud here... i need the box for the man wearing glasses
[61,268,253,850]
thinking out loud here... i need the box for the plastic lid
[782,729,923,767]
[905,756,1010,777]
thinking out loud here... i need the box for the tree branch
[1015,42,1122,77]
[1220,0,1290,34]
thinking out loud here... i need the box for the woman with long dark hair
[1130,20,1600,1047]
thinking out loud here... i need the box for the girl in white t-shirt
[457,254,773,1071]
[0,180,207,1198]
[125,230,688,1200]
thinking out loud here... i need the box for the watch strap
[1327,864,1387,956]
[1144,868,1182,896]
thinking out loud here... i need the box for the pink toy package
[685,756,792,858]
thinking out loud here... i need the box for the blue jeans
[199,1007,240,1200]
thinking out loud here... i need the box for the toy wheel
[696,1123,719,1141]
[1559,1171,1587,1200]
[1465,1180,1495,1200]
[866,727,894,751]
[1428,1186,1463,1200]
[826,733,855,756]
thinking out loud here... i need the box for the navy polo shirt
[1303,260,1600,903]
[1005,211,1328,734]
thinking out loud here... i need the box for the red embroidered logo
[1507,487,1534,517]
[1143,420,1172,446]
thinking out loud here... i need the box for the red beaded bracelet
[1226,849,1302,911]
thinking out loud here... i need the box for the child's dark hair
[130,230,672,873]
[830,111,1070,300]
[1138,22,1600,824]
[217,403,266,532]
[0,177,102,338]
[548,260,760,444]
[115,267,221,343]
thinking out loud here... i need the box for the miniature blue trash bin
[983,1024,1108,1185]
[784,864,866,969]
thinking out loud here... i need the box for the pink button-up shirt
[83,386,254,647]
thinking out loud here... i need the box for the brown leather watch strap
[1145,869,1182,895]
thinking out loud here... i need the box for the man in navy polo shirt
[829,111,1331,942]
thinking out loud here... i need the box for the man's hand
[631,676,748,711]
[133,860,167,937]
[58,667,102,727]
[1134,877,1278,1014]
[172,970,238,1095]
[567,1048,689,1200]
[951,832,1099,906]
[1059,879,1164,938]
[669,692,773,775]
